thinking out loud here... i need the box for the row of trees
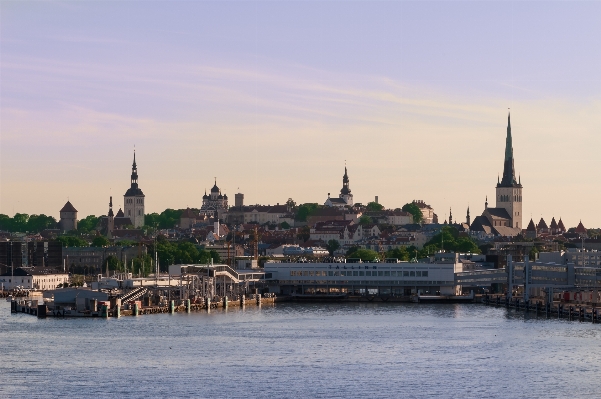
[149,237,221,270]
[0,213,57,233]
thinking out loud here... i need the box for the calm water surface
[1,300,600,398]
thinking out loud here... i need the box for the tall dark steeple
[130,151,138,189]
[466,206,470,226]
[340,167,351,196]
[498,113,521,188]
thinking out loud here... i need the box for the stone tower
[59,201,78,232]
[123,151,145,228]
[496,113,523,229]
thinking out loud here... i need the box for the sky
[1,1,600,228]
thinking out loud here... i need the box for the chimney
[214,221,220,237]
[375,196,379,204]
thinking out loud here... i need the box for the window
[353,271,358,276]
[359,271,365,276]
[328,271,333,276]
[403,271,409,277]
[366,271,371,276]
[378,271,384,276]
[422,271,428,277]
[416,271,422,277]
[410,271,415,277]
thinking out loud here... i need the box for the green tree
[115,239,136,247]
[358,215,373,225]
[421,226,481,255]
[92,236,111,247]
[401,203,423,224]
[286,198,297,210]
[295,203,319,222]
[56,236,88,247]
[346,248,381,261]
[280,221,291,229]
[326,239,341,256]
[78,215,100,233]
[144,209,182,230]
[366,202,384,211]
[386,247,410,261]
[27,214,57,232]
[104,255,121,272]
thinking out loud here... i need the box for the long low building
[0,267,69,291]
[264,257,464,296]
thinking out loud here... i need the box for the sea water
[1,301,600,398]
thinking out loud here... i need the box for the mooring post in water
[169,300,175,314]
[569,306,573,321]
[223,296,228,308]
[101,305,108,318]
[256,293,261,305]
[185,299,190,313]
[205,297,211,311]
[133,302,139,316]
[37,304,47,318]
[114,304,120,318]
[240,294,245,307]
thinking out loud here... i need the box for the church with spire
[123,151,145,228]
[470,114,523,237]
[325,166,354,208]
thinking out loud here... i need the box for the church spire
[499,112,520,187]
[130,151,138,189]
[466,206,471,225]
[340,165,351,196]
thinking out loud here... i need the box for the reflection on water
[1,301,601,398]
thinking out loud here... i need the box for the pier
[482,293,601,323]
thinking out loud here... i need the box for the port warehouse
[264,257,462,296]
[265,256,601,298]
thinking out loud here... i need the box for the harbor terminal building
[264,254,465,296]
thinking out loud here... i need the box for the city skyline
[1,1,600,227]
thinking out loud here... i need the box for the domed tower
[339,166,353,206]
[123,151,145,228]
[496,113,523,229]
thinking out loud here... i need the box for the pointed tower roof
[537,217,548,230]
[125,150,144,197]
[107,196,114,217]
[550,217,558,229]
[116,208,124,218]
[498,113,521,188]
[340,166,351,195]
[558,218,566,231]
[60,201,78,213]
[575,221,587,233]
[526,219,537,232]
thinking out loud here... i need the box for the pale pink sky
[1,1,600,228]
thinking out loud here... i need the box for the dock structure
[10,263,275,318]
[482,293,601,323]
